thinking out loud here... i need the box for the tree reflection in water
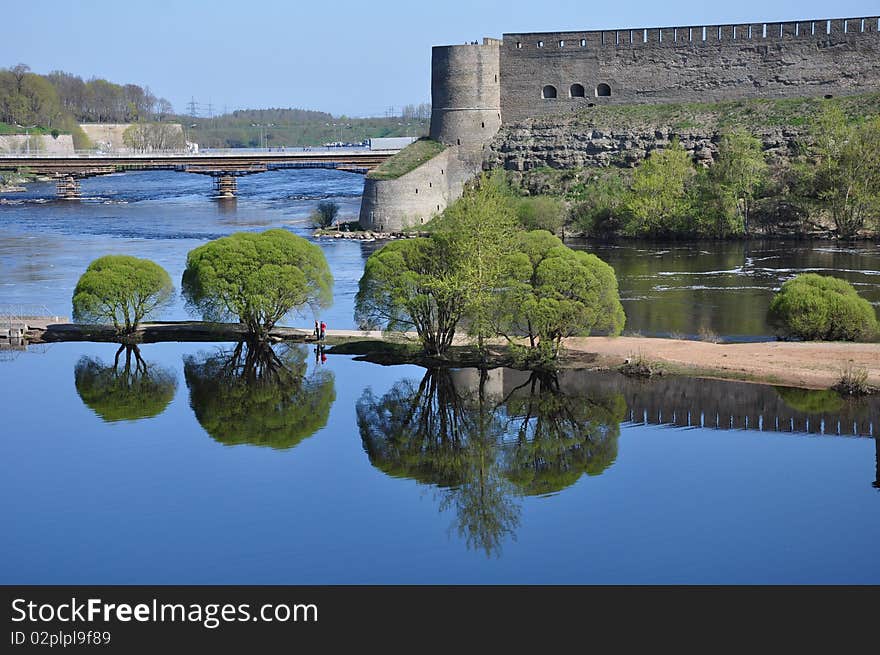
[357,368,625,556]
[75,345,177,422]
[184,342,335,449]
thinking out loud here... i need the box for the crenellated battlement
[504,16,879,50]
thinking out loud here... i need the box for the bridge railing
[0,145,386,159]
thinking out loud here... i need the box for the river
[2,170,879,584]
[3,169,880,339]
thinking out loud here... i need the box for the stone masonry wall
[359,146,484,231]
[0,134,75,155]
[501,16,880,123]
[485,121,805,171]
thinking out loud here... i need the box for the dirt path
[565,336,880,389]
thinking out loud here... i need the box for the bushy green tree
[355,237,465,355]
[624,140,695,237]
[182,229,332,341]
[495,231,625,360]
[768,273,878,341]
[184,343,335,449]
[809,108,880,238]
[72,255,173,335]
[75,345,176,422]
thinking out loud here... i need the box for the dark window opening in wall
[516,41,522,48]
[824,94,834,99]
[481,121,485,128]
[456,139,460,145]
[717,26,722,40]
[596,83,611,97]
[558,40,564,47]
[429,182,432,188]
[415,188,418,194]
[570,84,585,98]
[537,40,544,48]
[580,38,586,46]
[494,74,497,82]
[542,85,558,99]
[587,102,596,107]
[437,205,440,211]
[441,169,444,174]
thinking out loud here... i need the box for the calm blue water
[1,342,878,584]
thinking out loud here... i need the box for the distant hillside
[181,105,430,148]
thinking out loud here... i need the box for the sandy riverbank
[564,336,880,389]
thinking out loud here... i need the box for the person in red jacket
[320,321,326,341]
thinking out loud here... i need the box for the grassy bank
[562,93,880,131]
[366,138,446,180]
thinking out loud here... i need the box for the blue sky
[3,1,878,117]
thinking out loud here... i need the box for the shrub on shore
[768,273,878,341]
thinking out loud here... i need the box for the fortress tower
[429,39,502,147]
[360,16,880,232]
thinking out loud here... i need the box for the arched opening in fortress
[542,85,557,99]
[570,84,585,98]
[596,83,611,97]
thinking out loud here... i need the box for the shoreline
[10,319,880,391]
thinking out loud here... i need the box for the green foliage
[433,172,519,349]
[513,195,566,233]
[184,343,335,449]
[75,345,176,422]
[775,386,844,414]
[494,231,625,359]
[356,172,519,355]
[72,255,173,334]
[569,170,630,236]
[807,107,880,237]
[182,229,332,340]
[355,237,464,355]
[310,201,340,228]
[768,273,878,341]
[357,368,625,554]
[366,138,445,180]
[624,140,695,237]
[707,130,768,235]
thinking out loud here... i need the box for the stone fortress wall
[501,16,880,123]
[359,40,501,231]
[360,16,880,231]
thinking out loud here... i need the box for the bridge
[0,147,398,199]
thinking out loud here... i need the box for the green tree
[570,170,630,237]
[494,231,625,361]
[182,229,332,341]
[768,273,878,341]
[809,108,880,238]
[72,255,173,336]
[710,130,769,235]
[355,237,465,355]
[74,345,177,422]
[625,140,695,237]
[184,343,335,449]
[514,195,566,234]
[310,201,340,228]
[433,172,519,351]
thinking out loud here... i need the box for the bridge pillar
[55,175,81,200]
[213,175,237,198]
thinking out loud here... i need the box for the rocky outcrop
[485,119,806,171]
